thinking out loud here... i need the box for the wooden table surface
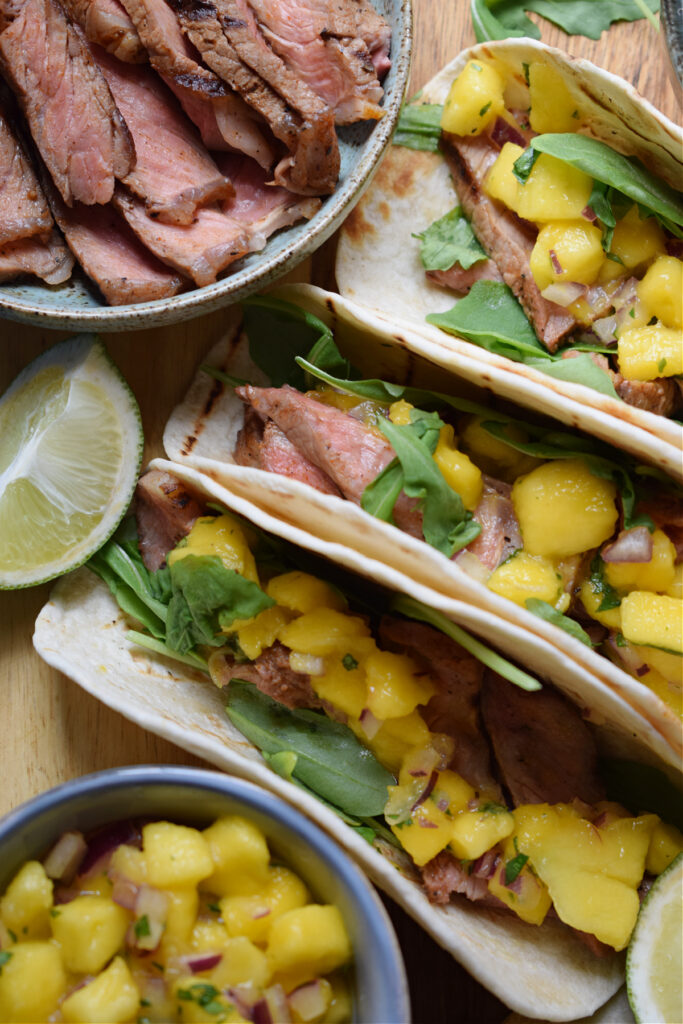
[0,5,679,1022]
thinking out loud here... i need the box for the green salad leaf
[427,281,548,360]
[471,0,659,44]
[524,354,620,399]
[225,681,395,817]
[415,206,487,271]
[394,103,443,151]
[525,598,595,647]
[242,296,334,388]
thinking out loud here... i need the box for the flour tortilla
[36,458,673,1020]
[162,282,681,766]
[335,39,683,482]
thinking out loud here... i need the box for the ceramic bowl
[0,765,410,1023]
[0,0,412,332]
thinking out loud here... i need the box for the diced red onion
[54,886,80,905]
[254,986,291,1024]
[288,980,329,1022]
[592,811,608,828]
[408,769,428,778]
[636,664,649,677]
[78,820,141,877]
[228,985,260,1018]
[581,205,597,222]
[429,734,455,770]
[592,315,619,344]
[252,1001,273,1024]
[185,953,223,973]
[130,885,169,951]
[359,707,381,740]
[418,820,438,829]
[411,770,438,813]
[472,850,499,879]
[549,249,563,275]
[500,865,523,894]
[42,831,87,884]
[111,875,139,910]
[541,282,584,307]
[602,526,653,564]
[489,116,527,149]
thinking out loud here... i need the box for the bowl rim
[0,764,411,1024]
[0,0,413,332]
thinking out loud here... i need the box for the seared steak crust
[135,469,203,570]
[59,0,145,62]
[212,641,323,710]
[0,105,53,245]
[0,228,73,282]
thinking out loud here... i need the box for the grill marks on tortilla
[0,0,134,205]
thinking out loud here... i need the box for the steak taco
[33,461,683,1021]
[335,39,683,480]
[162,285,682,761]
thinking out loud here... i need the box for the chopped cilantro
[522,61,530,84]
[616,632,627,648]
[177,984,227,1017]
[152,961,165,972]
[479,101,492,117]
[505,852,529,885]
[629,307,636,318]
[571,110,579,119]
[49,908,61,918]
[479,801,508,814]
[658,357,668,373]
[589,554,621,612]
[207,902,221,913]
[605,252,625,264]
[0,951,12,973]
[140,1000,152,1008]
[342,653,359,671]
[134,914,151,939]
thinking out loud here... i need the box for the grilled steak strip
[442,132,575,351]
[427,259,502,294]
[211,641,324,710]
[0,105,53,245]
[93,45,231,225]
[59,0,146,62]
[560,350,679,418]
[466,476,522,571]
[0,229,73,283]
[135,469,203,570]
[0,0,134,205]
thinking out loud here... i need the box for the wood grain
[0,4,679,1019]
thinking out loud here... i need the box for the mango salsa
[618,324,683,381]
[620,592,683,653]
[168,515,259,583]
[441,60,505,136]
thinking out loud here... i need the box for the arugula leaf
[601,759,683,831]
[263,751,368,827]
[225,681,395,817]
[89,553,167,640]
[588,554,622,612]
[391,595,542,691]
[166,555,274,654]
[242,295,333,388]
[525,598,595,647]
[518,135,683,232]
[361,459,405,524]
[427,281,548,361]
[126,631,209,672]
[471,0,659,43]
[394,103,443,151]
[414,206,487,271]
[352,826,378,844]
[524,354,620,399]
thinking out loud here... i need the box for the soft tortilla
[162,282,682,766]
[335,39,683,481]
[36,458,653,1020]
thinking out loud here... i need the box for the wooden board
[0,4,679,1019]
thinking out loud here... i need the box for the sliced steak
[235,383,422,536]
[0,229,73,283]
[0,0,134,205]
[217,151,320,251]
[135,469,203,570]
[0,106,53,245]
[48,188,184,304]
[246,0,384,124]
[443,132,575,351]
[211,640,323,710]
[93,46,231,225]
[59,0,145,62]
[480,672,605,807]
[379,616,501,798]
[561,349,679,418]
[234,406,343,496]
[427,259,503,294]
[115,187,248,286]
[421,849,504,907]
[465,476,522,571]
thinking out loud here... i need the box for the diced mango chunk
[221,866,308,944]
[512,459,618,559]
[487,837,552,925]
[441,60,505,136]
[487,551,564,609]
[578,575,622,630]
[0,861,53,938]
[143,822,214,889]
[528,62,580,133]
[637,256,683,329]
[278,608,371,656]
[618,324,683,381]
[161,887,198,955]
[51,895,128,973]
[620,592,683,653]
[267,906,351,979]
[609,206,666,271]
[460,416,540,481]
[646,822,683,875]
[634,645,683,686]
[61,955,139,1023]
[388,399,414,425]
[0,941,66,1023]
[168,515,259,583]
[365,650,436,719]
[516,154,593,223]
[233,606,293,660]
[311,658,367,719]
[449,806,515,860]
[433,425,483,510]
[604,529,676,594]
[109,842,147,884]
[484,142,524,213]
[530,221,604,290]
[210,936,270,989]
[266,571,346,614]
[201,816,270,897]
[366,711,432,772]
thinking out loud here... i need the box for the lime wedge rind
[0,336,143,589]
[626,851,683,1024]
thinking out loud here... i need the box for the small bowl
[0,0,412,332]
[0,765,410,1024]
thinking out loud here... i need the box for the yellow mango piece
[433,424,483,510]
[62,955,139,1024]
[621,592,683,653]
[487,841,552,925]
[221,865,308,944]
[668,563,683,600]
[578,576,622,630]
[634,645,683,686]
[0,941,66,1023]
[487,550,564,608]
[161,887,198,955]
[312,658,367,718]
[618,324,683,381]
[143,821,213,889]
[609,206,666,271]
[267,906,352,978]
[441,60,505,136]
[388,399,414,425]
[266,571,346,614]
[365,650,436,719]
[233,606,293,661]
[172,977,242,1023]
[211,936,270,989]
[201,816,270,897]
[637,256,683,329]
[168,514,259,583]
[530,221,604,291]
[460,416,540,482]
[483,142,525,213]
[109,843,147,884]
[388,796,453,866]
[0,861,53,938]
[646,822,683,875]
[430,769,476,813]
[278,608,371,656]
[516,154,593,223]
[604,529,676,594]
[51,895,128,973]
[528,62,580,133]
[513,459,618,559]
[367,712,432,772]
[449,805,515,860]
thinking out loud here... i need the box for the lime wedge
[627,852,683,1024]
[0,335,142,588]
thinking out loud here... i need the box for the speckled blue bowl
[0,766,410,1023]
[0,0,412,332]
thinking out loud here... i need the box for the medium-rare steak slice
[114,186,248,286]
[173,0,339,194]
[119,0,274,166]
[0,0,134,206]
[48,187,185,304]
[0,229,73,283]
[135,469,203,570]
[93,45,231,225]
[211,641,324,711]
[247,0,385,124]
[59,0,145,62]
[465,477,522,572]
[0,106,53,245]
